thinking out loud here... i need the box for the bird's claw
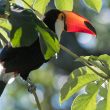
[27,78,36,93]
[28,84,36,93]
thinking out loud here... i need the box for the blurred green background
[1,0,110,110]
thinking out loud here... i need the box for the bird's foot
[27,78,36,93]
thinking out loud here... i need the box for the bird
[0,5,96,96]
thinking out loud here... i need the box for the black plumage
[0,9,48,80]
[0,8,60,96]
[0,38,47,80]
[0,2,71,95]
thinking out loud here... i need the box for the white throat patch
[55,19,64,41]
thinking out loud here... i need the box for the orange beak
[63,11,96,36]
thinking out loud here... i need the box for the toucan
[0,7,96,96]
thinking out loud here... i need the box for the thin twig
[32,90,42,110]
[60,44,109,79]
[27,79,42,110]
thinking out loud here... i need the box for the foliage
[36,25,59,60]
[60,66,101,103]
[54,0,73,11]
[12,0,50,14]
[83,0,102,13]
[60,54,110,110]
[71,81,103,110]
[2,0,110,110]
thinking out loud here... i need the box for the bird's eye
[58,13,64,20]
[61,15,64,20]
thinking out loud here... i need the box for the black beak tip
[84,21,97,36]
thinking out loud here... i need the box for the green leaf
[60,66,100,103]
[71,81,103,110]
[13,0,33,8]
[98,54,110,68]
[81,55,110,77]
[33,0,50,14]
[96,99,106,110]
[83,0,102,13]
[0,11,38,47]
[0,28,10,43]
[0,19,11,46]
[54,0,73,11]
[9,9,39,47]
[11,27,22,47]
[86,82,99,94]
[97,80,110,110]
[33,14,60,60]
[106,80,110,110]
[99,86,107,98]
[92,54,110,76]
[0,18,12,31]
[36,25,60,60]
[72,94,97,110]
[19,0,50,14]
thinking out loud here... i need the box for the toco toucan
[0,7,96,96]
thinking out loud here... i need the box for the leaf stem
[60,44,108,79]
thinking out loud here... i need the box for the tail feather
[0,80,6,96]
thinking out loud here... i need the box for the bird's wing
[0,45,19,62]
